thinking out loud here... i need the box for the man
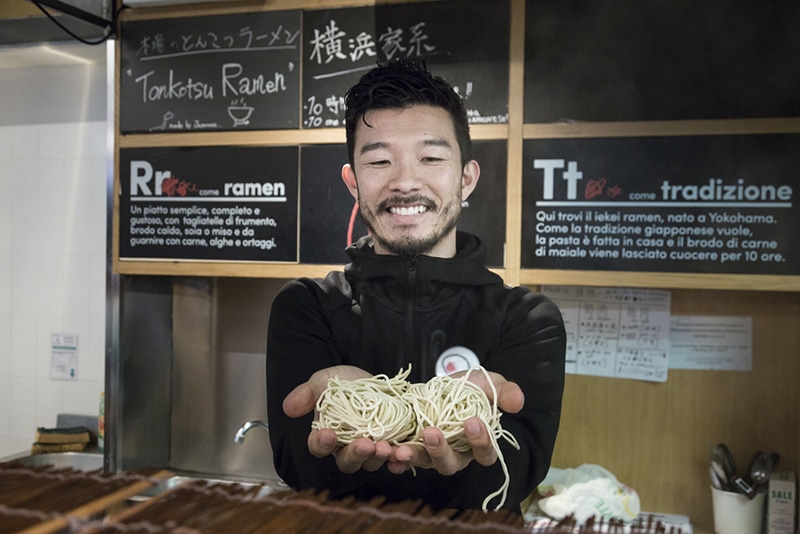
[267,58,566,511]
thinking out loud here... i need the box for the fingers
[464,417,497,467]
[308,428,338,458]
[283,382,317,418]
[390,442,431,475]
[334,438,391,474]
[283,365,373,419]
[496,380,525,414]
[314,421,498,478]
[292,366,514,479]
[309,430,392,474]
[391,433,483,475]
[459,370,525,414]
[361,440,392,472]
[409,420,497,475]
[423,427,462,476]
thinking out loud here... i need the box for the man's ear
[461,160,480,200]
[342,164,359,200]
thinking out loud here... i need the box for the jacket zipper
[405,256,418,379]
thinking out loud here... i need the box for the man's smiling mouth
[389,205,428,216]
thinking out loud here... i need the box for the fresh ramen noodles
[313,366,416,445]
[312,365,519,511]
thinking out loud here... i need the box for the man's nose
[388,160,423,191]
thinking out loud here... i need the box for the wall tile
[0,345,9,377]
[11,345,36,378]
[11,314,36,346]
[10,376,36,409]
[12,125,37,159]
[10,405,36,439]
[1,47,107,456]
[11,284,36,317]
[37,158,66,192]
[0,375,10,406]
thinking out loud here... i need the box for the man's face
[341,105,479,258]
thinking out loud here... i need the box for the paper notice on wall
[669,316,752,370]
[542,286,671,382]
[51,333,78,380]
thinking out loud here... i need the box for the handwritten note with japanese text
[542,286,671,382]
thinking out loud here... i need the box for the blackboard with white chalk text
[301,0,510,129]
[522,135,799,275]
[119,146,299,262]
[119,10,301,133]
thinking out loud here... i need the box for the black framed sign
[119,146,299,262]
[302,0,510,128]
[524,0,800,122]
[522,134,799,275]
[120,10,301,133]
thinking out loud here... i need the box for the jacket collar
[344,231,502,287]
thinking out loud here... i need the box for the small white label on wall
[669,316,752,371]
[51,333,79,380]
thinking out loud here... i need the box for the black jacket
[266,232,566,510]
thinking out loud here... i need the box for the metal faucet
[234,420,269,444]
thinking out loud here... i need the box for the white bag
[537,464,641,523]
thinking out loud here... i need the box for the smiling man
[341,103,478,258]
[266,58,566,511]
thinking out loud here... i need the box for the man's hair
[344,58,472,168]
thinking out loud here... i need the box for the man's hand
[283,366,524,477]
[311,431,393,473]
[389,370,524,476]
[282,365,371,418]
[283,365,392,473]
[461,368,525,415]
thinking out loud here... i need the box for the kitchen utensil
[710,464,724,490]
[711,458,729,489]
[711,443,735,490]
[748,451,774,492]
[713,443,756,498]
[714,443,736,479]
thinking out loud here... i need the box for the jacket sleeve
[438,289,567,509]
[266,278,381,495]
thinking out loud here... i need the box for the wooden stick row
[1,461,685,534]
[0,461,171,534]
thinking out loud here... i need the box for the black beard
[361,198,460,256]
[373,224,454,256]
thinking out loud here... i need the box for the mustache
[376,195,436,212]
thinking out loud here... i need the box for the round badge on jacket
[435,346,480,376]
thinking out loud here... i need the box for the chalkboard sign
[524,0,800,122]
[522,135,799,275]
[120,11,301,133]
[302,0,509,128]
[300,141,507,266]
[119,146,298,262]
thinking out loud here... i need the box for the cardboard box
[767,470,797,534]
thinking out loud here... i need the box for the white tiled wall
[0,56,108,457]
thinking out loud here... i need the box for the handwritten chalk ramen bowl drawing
[228,105,254,126]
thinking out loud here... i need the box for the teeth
[390,205,427,216]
